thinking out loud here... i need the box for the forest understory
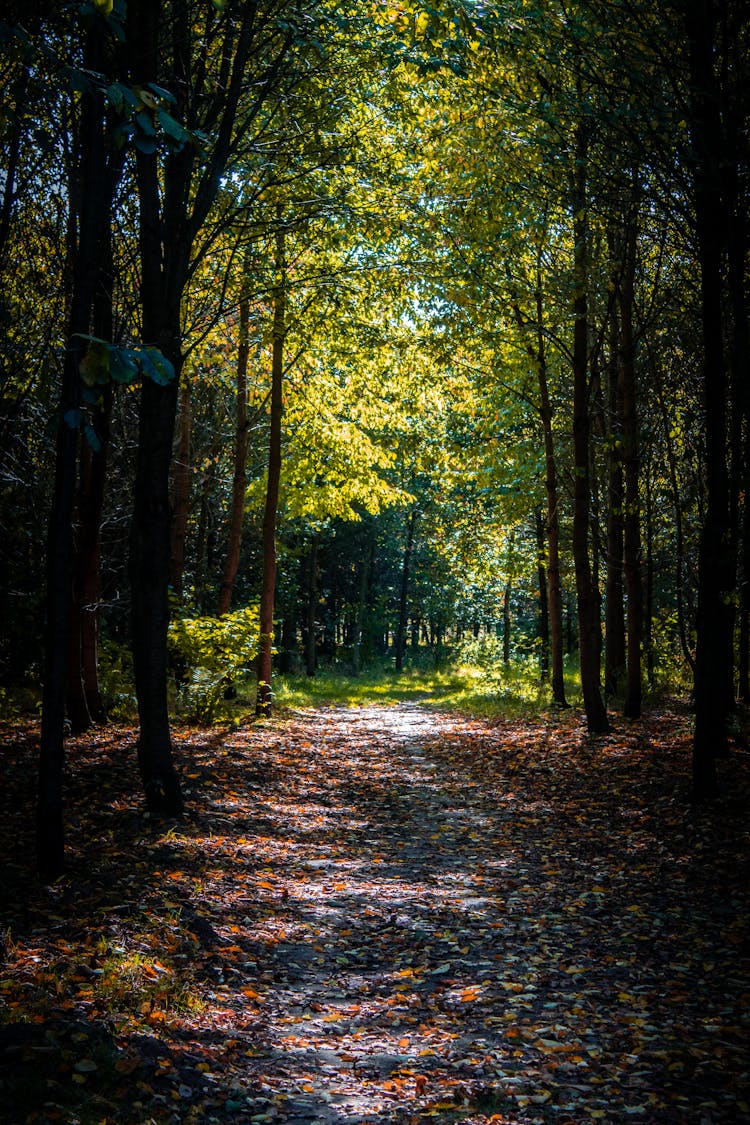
[1,703,749,1125]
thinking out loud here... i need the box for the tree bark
[534,269,568,706]
[218,275,252,616]
[256,220,285,716]
[688,0,731,795]
[128,0,183,815]
[604,248,625,699]
[352,531,374,676]
[535,508,550,680]
[571,119,609,733]
[305,536,318,678]
[620,215,643,718]
[38,15,110,878]
[169,380,191,599]
[395,509,416,672]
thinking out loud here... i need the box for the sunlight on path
[166,703,749,1125]
[2,704,747,1123]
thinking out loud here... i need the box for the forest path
[1,703,749,1123]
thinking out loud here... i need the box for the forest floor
[1,702,749,1125]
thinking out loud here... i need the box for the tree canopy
[0,0,749,873]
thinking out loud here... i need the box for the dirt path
[1,703,749,1123]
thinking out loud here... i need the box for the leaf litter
[0,703,749,1123]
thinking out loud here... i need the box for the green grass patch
[271,658,583,719]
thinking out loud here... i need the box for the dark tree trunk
[305,537,319,678]
[604,253,625,699]
[644,448,656,692]
[218,276,251,616]
[66,386,112,731]
[620,217,643,719]
[169,381,191,599]
[352,532,374,676]
[128,0,183,815]
[503,578,512,664]
[534,271,568,706]
[256,221,285,716]
[66,170,121,733]
[652,352,695,674]
[127,0,275,795]
[38,15,110,879]
[535,509,549,679]
[395,509,416,672]
[0,62,28,272]
[688,0,732,795]
[571,120,609,733]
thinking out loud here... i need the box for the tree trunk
[395,509,416,672]
[571,120,609,733]
[688,0,731,795]
[604,251,625,699]
[256,220,285,716]
[305,536,318,678]
[503,577,512,664]
[66,170,121,733]
[169,380,191,599]
[651,352,695,674]
[620,216,643,719]
[352,532,373,676]
[535,509,549,679]
[128,0,183,816]
[38,16,109,879]
[218,277,251,616]
[66,386,111,730]
[534,269,568,706]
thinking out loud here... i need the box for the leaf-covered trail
[1,704,749,1124]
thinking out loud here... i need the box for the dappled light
[2,704,748,1122]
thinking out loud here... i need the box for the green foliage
[168,606,260,724]
[99,640,136,721]
[273,657,582,719]
[455,631,504,670]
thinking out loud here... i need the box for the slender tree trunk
[535,508,549,680]
[169,381,191,599]
[218,278,251,616]
[66,386,112,730]
[395,509,416,672]
[305,536,318,678]
[0,63,28,273]
[256,221,285,716]
[38,16,109,879]
[727,134,750,702]
[194,455,216,611]
[503,578,512,664]
[352,533,373,676]
[534,270,568,706]
[571,120,609,733]
[651,354,695,673]
[644,451,656,692]
[604,250,625,699]
[620,216,643,718]
[689,0,731,795]
[66,171,121,732]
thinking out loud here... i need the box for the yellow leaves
[415,10,430,39]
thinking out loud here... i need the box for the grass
[271,658,585,719]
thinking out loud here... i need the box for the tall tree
[126,0,293,809]
[38,7,117,877]
[256,217,286,716]
[570,116,610,733]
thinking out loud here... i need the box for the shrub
[99,639,137,721]
[167,605,260,723]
